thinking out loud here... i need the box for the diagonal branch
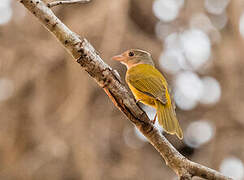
[47,0,90,8]
[19,0,232,179]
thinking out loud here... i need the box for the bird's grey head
[112,49,154,68]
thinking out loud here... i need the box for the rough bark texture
[47,0,90,8]
[18,0,232,179]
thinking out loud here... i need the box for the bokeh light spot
[239,12,244,38]
[190,13,213,33]
[204,0,230,15]
[159,49,184,74]
[200,76,221,105]
[174,88,197,111]
[175,71,203,101]
[209,11,228,30]
[152,0,180,22]
[220,157,244,180]
[164,32,182,50]
[180,29,211,70]
[0,6,12,25]
[0,0,12,7]
[0,0,12,25]
[184,120,215,148]
[155,21,176,41]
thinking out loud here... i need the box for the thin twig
[19,0,232,179]
[47,0,90,8]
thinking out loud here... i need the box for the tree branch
[47,0,90,8]
[19,0,232,179]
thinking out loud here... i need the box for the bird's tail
[155,100,183,139]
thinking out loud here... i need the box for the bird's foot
[135,99,142,105]
[152,114,157,124]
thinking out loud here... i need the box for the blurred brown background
[0,0,244,179]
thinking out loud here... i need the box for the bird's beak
[112,54,125,61]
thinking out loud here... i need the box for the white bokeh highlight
[190,13,213,33]
[190,13,222,44]
[152,0,182,22]
[184,120,215,148]
[0,0,12,25]
[159,49,185,74]
[174,71,204,110]
[175,71,203,102]
[162,33,190,71]
[239,12,244,38]
[174,88,197,111]
[155,21,176,41]
[204,0,230,15]
[220,157,244,180]
[0,0,11,6]
[200,76,221,105]
[210,12,228,30]
[164,32,182,51]
[174,0,184,8]
[180,29,211,70]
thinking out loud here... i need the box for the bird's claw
[135,99,142,105]
[152,114,157,124]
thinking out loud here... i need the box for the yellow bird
[112,49,183,139]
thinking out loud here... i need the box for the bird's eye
[128,52,134,57]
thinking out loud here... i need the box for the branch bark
[19,0,232,179]
[47,0,90,8]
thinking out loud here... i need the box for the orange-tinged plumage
[112,49,183,139]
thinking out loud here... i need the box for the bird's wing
[168,86,176,115]
[127,73,167,104]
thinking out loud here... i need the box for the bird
[112,49,183,139]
